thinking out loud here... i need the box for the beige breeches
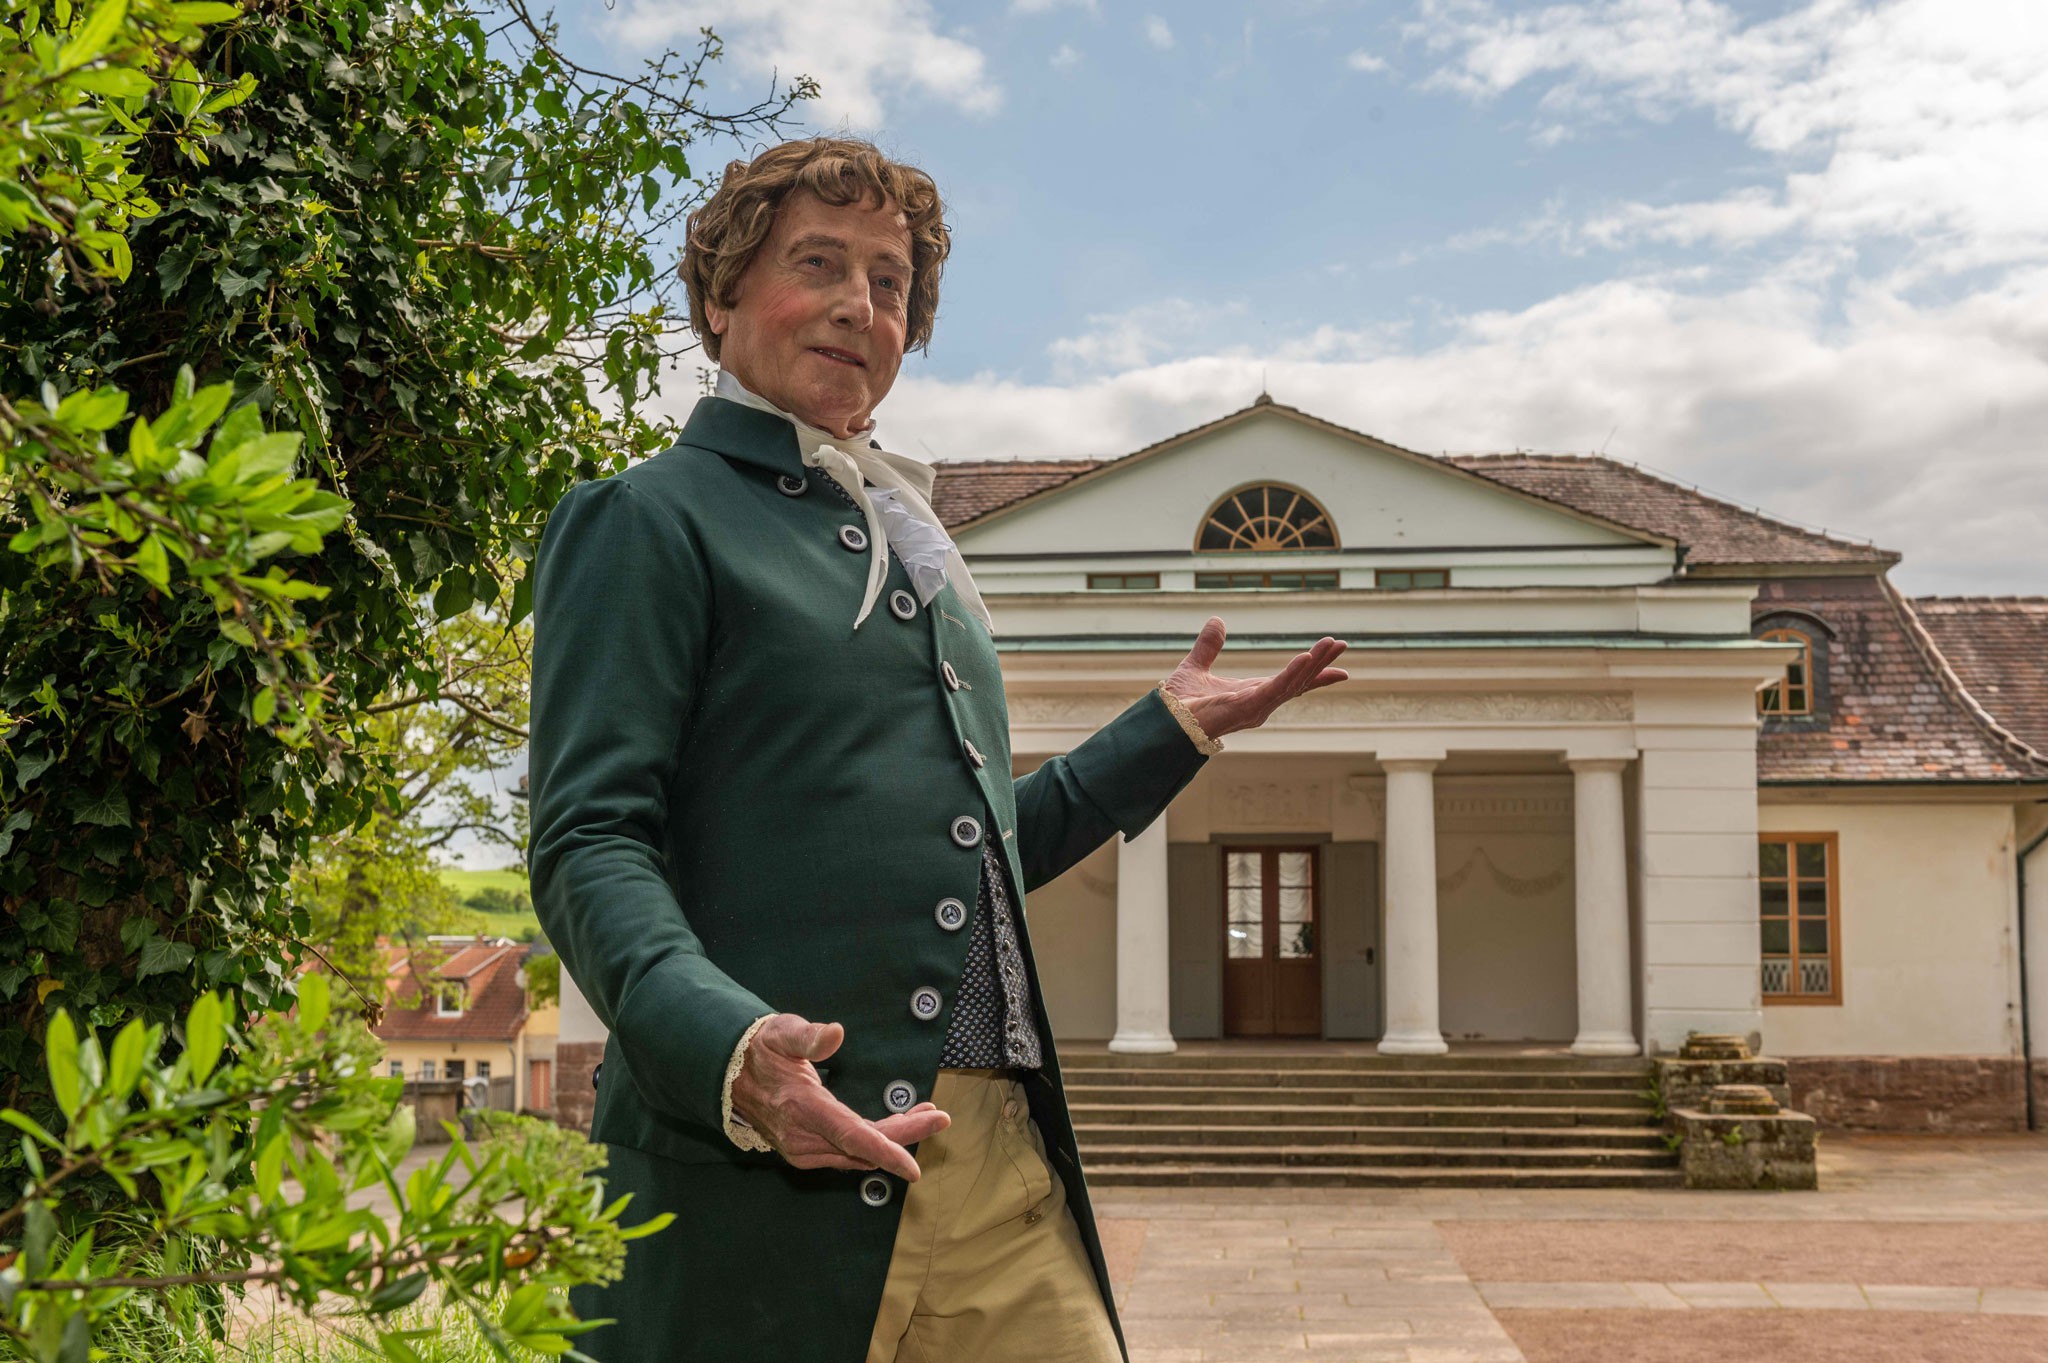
[864,1068,1123,1363]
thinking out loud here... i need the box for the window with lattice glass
[1759,834,1839,1004]
[1758,628,1813,715]
[1197,485,1338,552]
[1194,571,1339,590]
[1086,572,1160,590]
[1225,847,1318,961]
[1377,568,1449,590]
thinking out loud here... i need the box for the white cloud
[1408,0,2048,278]
[1049,43,1083,73]
[1011,0,1097,13]
[1346,49,1390,73]
[1143,14,1175,50]
[610,0,1000,128]
[875,265,2048,594]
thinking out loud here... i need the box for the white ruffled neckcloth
[714,370,994,636]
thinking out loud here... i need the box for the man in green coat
[529,137,1349,1362]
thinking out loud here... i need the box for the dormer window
[1197,485,1338,552]
[435,981,465,1017]
[1758,627,1814,716]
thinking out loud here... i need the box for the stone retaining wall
[554,1040,603,1134]
[1787,1055,2027,1133]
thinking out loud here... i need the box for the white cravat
[713,370,994,635]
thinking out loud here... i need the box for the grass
[438,866,542,943]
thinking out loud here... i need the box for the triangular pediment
[953,402,1670,558]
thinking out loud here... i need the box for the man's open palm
[729,1013,950,1181]
[1164,616,1350,739]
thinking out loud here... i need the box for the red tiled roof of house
[930,458,1103,527]
[373,937,531,1044]
[1753,578,2048,784]
[1443,455,1898,568]
[1906,597,2048,757]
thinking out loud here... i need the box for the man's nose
[829,272,875,331]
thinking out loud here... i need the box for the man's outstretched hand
[728,1013,950,1181]
[1163,617,1349,740]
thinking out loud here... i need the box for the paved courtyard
[1092,1134,2048,1363]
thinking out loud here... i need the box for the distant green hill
[439,865,541,942]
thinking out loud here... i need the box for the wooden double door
[1222,845,1323,1036]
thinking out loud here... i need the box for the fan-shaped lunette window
[1197,485,1339,552]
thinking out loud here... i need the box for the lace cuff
[720,1013,777,1153]
[1155,685,1224,755]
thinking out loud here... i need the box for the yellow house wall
[1759,801,2022,1058]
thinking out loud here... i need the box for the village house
[375,934,559,1115]
[552,397,2048,1174]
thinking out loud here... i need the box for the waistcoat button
[963,738,986,769]
[859,1175,892,1207]
[935,897,968,931]
[883,1080,918,1113]
[776,473,808,497]
[889,589,918,621]
[911,987,943,1020]
[942,660,966,691]
[838,524,868,552]
[950,815,983,848]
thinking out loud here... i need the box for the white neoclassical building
[556,397,2048,1135]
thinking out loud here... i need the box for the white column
[1378,758,1447,1056]
[1109,816,1175,1054]
[1569,757,1639,1057]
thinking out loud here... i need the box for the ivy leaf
[0,809,32,856]
[138,936,197,979]
[68,787,132,828]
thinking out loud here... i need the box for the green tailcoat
[529,396,1209,1361]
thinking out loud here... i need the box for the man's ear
[705,296,730,337]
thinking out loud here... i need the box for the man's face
[707,190,914,440]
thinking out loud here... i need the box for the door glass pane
[1797,919,1830,954]
[1227,886,1260,920]
[1760,920,1789,954]
[1795,841,1827,877]
[1278,852,1312,888]
[1796,882,1828,918]
[1227,851,1260,886]
[1277,887,1314,959]
[1227,920,1263,958]
[1759,842,1788,876]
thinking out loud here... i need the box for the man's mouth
[809,347,866,367]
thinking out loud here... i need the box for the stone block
[1786,1055,2026,1133]
[1656,1056,1791,1115]
[1670,1106,1818,1190]
[553,1040,603,1134]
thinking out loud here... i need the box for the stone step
[1079,1142,1679,1170]
[1082,1163,1686,1189]
[1068,1102,1661,1129]
[1059,1067,1650,1091]
[1073,1122,1670,1149]
[1062,1083,1652,1109]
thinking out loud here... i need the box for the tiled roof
[1907,597,2048,757]
[1442,455,1898,568]
[1753,577,2048,784]
[374,937,532,1044]
[930,458,1102,527]
[926,402,1895,569]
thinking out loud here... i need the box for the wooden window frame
[1757,628,1813,716]
[435,981,465,1017]
[1220,844,1323,964]
[1086,572,1161,591]
[1758,831,1841,1006]
[1375,568,1451,591]
[1193,570,1341,590]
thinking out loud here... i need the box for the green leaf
[0,809,32,857]
[138,935,196,978]
[57,1310,88,1363]
[57,0,129,69]
[46,1012,82,1123]
[251,685,277,725]
[107,1018,147,1097]
[296,970,330,1031]
[69,786,131,827]
[184,991,224,1083]
[66,66,153,98]
[254,1132,285,1202]
[171,0,244,20]
[23,1200,55,1281]
[134,534,171,590]
[367,1272,429,1314]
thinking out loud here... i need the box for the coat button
[935,897,968,931]
[859,1175,893,1207]
[950,815,982,848]
[838,524,869,552]
[777,473,808,497]
[963,738,986,769]
[889,589,918,621]
[883,1080,917,1113]
[941,660,966,691]
[910,987,943,1020]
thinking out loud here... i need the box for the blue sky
[538,0,2048,600]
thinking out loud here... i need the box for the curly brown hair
[682,138,950,362]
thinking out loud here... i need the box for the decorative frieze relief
[1217,781,1329,827]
